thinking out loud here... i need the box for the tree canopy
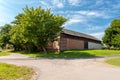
[102,19,120,49]
[0,6,67,53]
[0,24,12,48]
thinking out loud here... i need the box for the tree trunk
[13,45,17,51]
[41,46,47,54]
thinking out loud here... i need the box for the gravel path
[0,53,120,80]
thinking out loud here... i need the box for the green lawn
[0,62,35,80]
[106,58,120,67]
[81,50,120,56]
[0,51,9,56]
[16,50,120,58]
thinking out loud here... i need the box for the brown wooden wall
[46,33,101,52]
[59,34,84,51]
[66,38,84,50]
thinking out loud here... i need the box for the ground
[0,53,120,80]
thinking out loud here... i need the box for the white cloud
[77,11,107,18]
[68,0,81,6]
[87,26,102,31]
[64,19,83,26]
[52,0,64,8]
[57,3,64,8]
[89,0,104,8]
[39,0,52,9]
[95,0,104,6]
[64,15,87,26]
[112,2,120,9]
[90,32,104,40]
[58,10,111,19]
[39,0,64,9]
[62,10,110,27]
[40,1,49,6]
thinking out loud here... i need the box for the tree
[0,24,12,48]
[10,6,67,53]
[102,19,120,49]
[111,34,120,49]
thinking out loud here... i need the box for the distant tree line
[0,6,67,53]
[102,19,120,49]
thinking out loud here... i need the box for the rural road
[0,53,120,80]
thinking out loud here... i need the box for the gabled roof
[62,29,101,42]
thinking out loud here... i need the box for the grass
[15,50,120,59]
[0,50,10,56]
[0,62,35,80]
[105,58,120,67]
[81,50,120,56]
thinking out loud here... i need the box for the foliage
[106,58,120,67]
[111,34,120,49]
[0,63,34,80]
[0,24,12,48]
[16,50,120,58]
[9,6,67,53]
[102,19,120,49]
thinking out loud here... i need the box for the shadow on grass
[41,52,102,59]
[12,50,103,59]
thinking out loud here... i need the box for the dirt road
[0,53,120,80]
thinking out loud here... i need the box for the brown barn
[47,29,102,52]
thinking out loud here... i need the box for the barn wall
[59,34,84,51]
[46,33,102,52]
[66,38,84,50]
[88,42,102,49]
[59,35,68,51]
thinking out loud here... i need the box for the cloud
[87,26,102,31]
[78,11,101,16]
[63,14,87,26]
[57,10,111,19]
[61,9,111,27]
[39,0,52,8]
[39,0,64,9]
[77,10,110,18]
[68,0,81,6]
[95,0,104,6]
[90,32,104,40]
[112,1,120,9]
[52,0,64,8]
[40,1,49,6]
[64,19,84,26]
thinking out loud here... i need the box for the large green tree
[0,24,12,48]
[102,19,120,49]
[10,6,67,53]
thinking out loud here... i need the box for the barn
[47,29,102,52]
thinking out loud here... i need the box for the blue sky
[0,0,120,40]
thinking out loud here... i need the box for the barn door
[84,41,88,49]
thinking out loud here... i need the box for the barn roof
[62,29,101,42]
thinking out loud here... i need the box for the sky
[0,0,120,40]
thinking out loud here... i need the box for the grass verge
[82,50,120,56]
[0,50,10,56]
[15,50,120,58]
[0,62,35,80]
[105,58,120,67]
